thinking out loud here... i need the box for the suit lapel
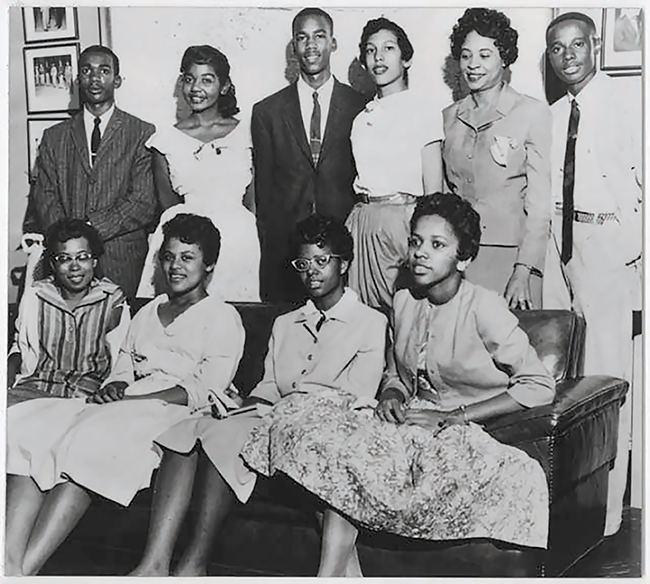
[456,83,518,131]
[70,112,92,174]
[93,108,124,168]
[284,84,313,165]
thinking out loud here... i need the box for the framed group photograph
[22,7,78,44]
[24,43,80,114]
[27,117,67,173]
[601,8,643,73]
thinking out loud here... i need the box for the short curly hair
[180,45,239,118]
[160,213,221,266]
[289,214,354,264]
[45,218,104,261]
[359,17,414,70]
[450,8,519,67]
[410,193,481,262]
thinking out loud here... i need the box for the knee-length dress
[137,122,260,301]
[157,289,387,503]
[7,294,245,507]
[241,280,556,548]
[346,90,443,312]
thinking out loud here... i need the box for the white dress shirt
[297,73,334,144]
[83,104,114,162]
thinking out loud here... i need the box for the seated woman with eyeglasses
[129,214,386,577]
[7,218,129,406]
[5,214,245,576]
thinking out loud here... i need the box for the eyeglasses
[290,254,341,272]
[52,252,94,266]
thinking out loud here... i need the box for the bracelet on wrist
[514,262,543,279]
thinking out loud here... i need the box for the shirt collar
[294,287,360,325]
[565,70,604,109]
[297,73,334,102]
[35,276,116,312]
[83,103,115,126]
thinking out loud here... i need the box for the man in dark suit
[23,45,157,301]
[252,7,367,302]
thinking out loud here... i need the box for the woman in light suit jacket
[442,8,552,310]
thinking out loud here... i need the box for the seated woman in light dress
[137,45,259,301]
[242,193,556,576]
[7,219,129,406]
[130,215,386,577]
[346,17,445,314]
[5,214,245,576]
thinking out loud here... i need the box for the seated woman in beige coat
[442,8,552,309]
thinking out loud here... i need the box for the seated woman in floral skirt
[241,192,556,576]
[5,214,245,576]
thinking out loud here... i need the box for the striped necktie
[310,91,321,166]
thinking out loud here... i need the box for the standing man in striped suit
[23,45,158,302]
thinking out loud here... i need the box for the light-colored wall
[110,6,552,132]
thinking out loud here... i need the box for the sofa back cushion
[229,304,585,396]
[512,310,585,381]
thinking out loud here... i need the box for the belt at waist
[356,192,418,205]
[554,203,618,225]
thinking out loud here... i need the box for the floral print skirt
[240,390,549,548]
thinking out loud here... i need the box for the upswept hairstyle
[410,193,481,262]
[359,17,414,67]
[46,218,104,262]
[292,7,334,35]
[545,11,597,45]
[80,45,120,76]
[160,213,221,266]
[180,45,239,118]
[289,214,354,264]
[450,8,519,68]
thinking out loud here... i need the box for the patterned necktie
[561,99,580,264]
[91,116,101,165]
[310,91,321,166]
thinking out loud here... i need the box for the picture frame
[601,8,643,73]
[27,117,68,174]
[22,7,78,44]
[24,43,80,114]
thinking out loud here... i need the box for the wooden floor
[39,505,642,577]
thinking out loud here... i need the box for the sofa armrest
[484,376,628,499]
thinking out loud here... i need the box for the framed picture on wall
[23,7,78,44]
[602,8,643,73]
[27,117,68,174]
[24,43,80,114]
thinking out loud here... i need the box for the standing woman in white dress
[346,17,444,314]
[5,214,245,576]
[137,45,260,301]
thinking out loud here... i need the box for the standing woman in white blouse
[346,17,444,314]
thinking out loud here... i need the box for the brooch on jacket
[490,135,518,167]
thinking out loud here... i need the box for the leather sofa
[36,303,628,577]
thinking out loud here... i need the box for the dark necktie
[91,116,101,165]
[561,99,580,264]
[310,91,321,166]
